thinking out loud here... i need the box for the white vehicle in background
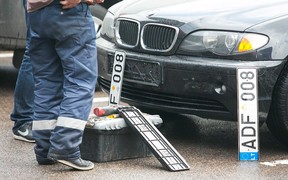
[0,0,122,68]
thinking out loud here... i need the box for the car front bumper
[97,37,286,122]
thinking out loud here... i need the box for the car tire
[12,49,25,69]
[89,4,107,33]
[267,65,288,147]
[89,5,108,91]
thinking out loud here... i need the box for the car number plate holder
[109,51,126,107]
[118,106,190,171]
[237,68,259,161]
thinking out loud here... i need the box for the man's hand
[85,0,105,5]
[60,0,104,9]
[60,0,81,9]
[95,0,105,4]
[84,0,94,5]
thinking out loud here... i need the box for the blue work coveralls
[28,0,98,162]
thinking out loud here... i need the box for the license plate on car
[109,51,126,107]
[237,68,259,161]
[107,55,162,86]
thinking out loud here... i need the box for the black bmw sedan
[96,0,288,146]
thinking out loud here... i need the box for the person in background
[11,0,35,143]
[27,0,102,171]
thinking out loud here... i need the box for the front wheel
[12,49,25,69]
[90,5,108,91]
[89,5,107,33]
[266,65,288,147]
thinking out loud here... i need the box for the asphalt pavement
[1,52,288,180]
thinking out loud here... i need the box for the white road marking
[0,53,13,58]
[260,159,288,166]
[93,97,109,103]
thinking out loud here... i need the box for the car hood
[110,0,288,31]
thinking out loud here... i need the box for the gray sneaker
[57,158,94,171]
[37,157,57,165]
[13,122,35,143]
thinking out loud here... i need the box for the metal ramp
[118,106,190,171]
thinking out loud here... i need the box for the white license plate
[109,51,126,107]
[237,68,259,161]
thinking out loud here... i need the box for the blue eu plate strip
[239,152,259,161]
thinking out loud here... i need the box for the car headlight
[100,11,115,42]
[178,31,269,56]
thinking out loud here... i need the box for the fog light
[215,84,226,94]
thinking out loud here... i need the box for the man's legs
[29,2,97,170]
[10,0,35,143]
[29,37,63,165]
[47,3,98,170]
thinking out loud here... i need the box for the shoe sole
[57,160,94,171]
[13,134,35,143]
[38,160,57,165]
